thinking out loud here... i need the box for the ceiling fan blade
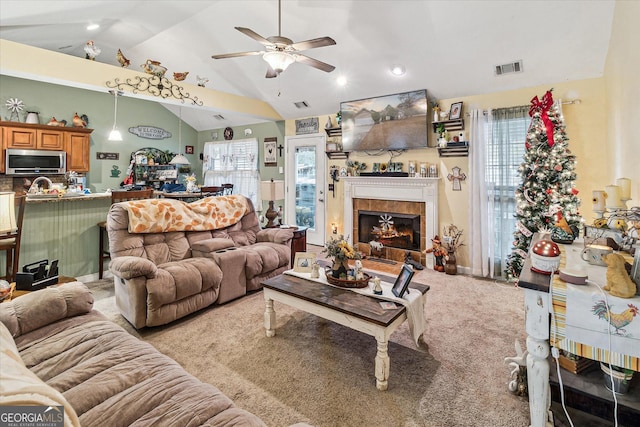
[235,27,272,46]
[289,36,336,51]
[265,66,278,79]
[212,51,264,59]
[295,54,336,73]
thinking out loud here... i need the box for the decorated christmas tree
[505,90,582,280]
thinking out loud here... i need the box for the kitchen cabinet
[65,130,92,172]
[1,121,92,173]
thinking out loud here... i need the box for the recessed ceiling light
[86,23,100,31]
[390,65,405,76]
[336,76,347,86]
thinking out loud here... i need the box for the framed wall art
[264,137,277,166]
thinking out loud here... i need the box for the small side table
[6,276,77,301]
[290,226,308,267]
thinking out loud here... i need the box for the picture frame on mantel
[264,137,277,166]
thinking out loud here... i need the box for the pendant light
[169,107,190,164]
[108,90,123,141]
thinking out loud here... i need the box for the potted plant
[323,235,361,278]
[600,363,634,394]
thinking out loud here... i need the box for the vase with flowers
[323,235,361,279]
[442,224,464,275]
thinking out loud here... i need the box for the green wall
[0,75,198,191]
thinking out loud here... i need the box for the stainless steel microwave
[5,149,66,175]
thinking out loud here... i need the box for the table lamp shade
[260,180,285,201]
[0,192,17,235]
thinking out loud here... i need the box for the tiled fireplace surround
[342,177,439,267]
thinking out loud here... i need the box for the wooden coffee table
[262,273,429,390]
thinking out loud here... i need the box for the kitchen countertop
[25,192,111,204]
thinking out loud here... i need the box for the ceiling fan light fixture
[263,51,295,74]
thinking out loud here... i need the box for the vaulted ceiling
[0,0,615,131]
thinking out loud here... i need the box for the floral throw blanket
[122,195,250,233]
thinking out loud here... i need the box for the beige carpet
[90,265,530,427]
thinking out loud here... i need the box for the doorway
[285,134,326,246]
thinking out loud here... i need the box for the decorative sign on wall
[264,137,277,166]
[295,117,319,135]
[97,152,119,160]
[128,125,172,140]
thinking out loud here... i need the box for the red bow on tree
[529,90,555,147]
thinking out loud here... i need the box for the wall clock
[224,127,234,140]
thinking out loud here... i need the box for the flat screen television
[340,89,428,152]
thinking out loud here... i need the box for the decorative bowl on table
[324,268,371,289]
[530,239,561,275]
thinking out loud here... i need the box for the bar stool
[222,183,234,195]
[0,192,26,284]
[98,189,154,279]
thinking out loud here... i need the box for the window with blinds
[486,106,529,276]
[203,138,259,206]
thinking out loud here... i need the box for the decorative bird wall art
[84,40,101,60]
[116,49,130,67]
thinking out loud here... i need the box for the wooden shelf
[437,141,469,157]
[325,151,349,159]
[325,127,342,137]
[432,119,464,133]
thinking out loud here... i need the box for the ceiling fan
[211,0,336,78]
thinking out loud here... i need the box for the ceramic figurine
[173,72,189,81]
[46,117,59,126]
[141,59,168,78]
[310,262,319,279]
[116,49,131,68]
[373,277,382,295]
[354,259,364,280]
[72,113,88,128]
[196,75,209,87]
[84,40,101,60]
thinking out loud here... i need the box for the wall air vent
[294,101,310,109]
[213,114,226,120]
[495,60,523,76]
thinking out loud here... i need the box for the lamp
[263,51,295,75]
[260,179,285,228]
[108,90,123,141]
[169,107,190,165]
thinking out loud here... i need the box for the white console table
[518,236,639,427]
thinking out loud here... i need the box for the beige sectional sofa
[0,283,266,426]
[107,195,293,329]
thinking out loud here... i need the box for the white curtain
[468,109,493,277]
[203,138,260,206]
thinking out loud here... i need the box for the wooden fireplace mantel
[342,176,439,268]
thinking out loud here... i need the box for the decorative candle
[592,190,605,212]
[616,177,631,200]
[605,185,623,209]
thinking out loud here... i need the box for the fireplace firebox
[358,210,420,251]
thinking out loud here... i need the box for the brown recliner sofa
[107,195,293,329]
[0,282,267,426]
